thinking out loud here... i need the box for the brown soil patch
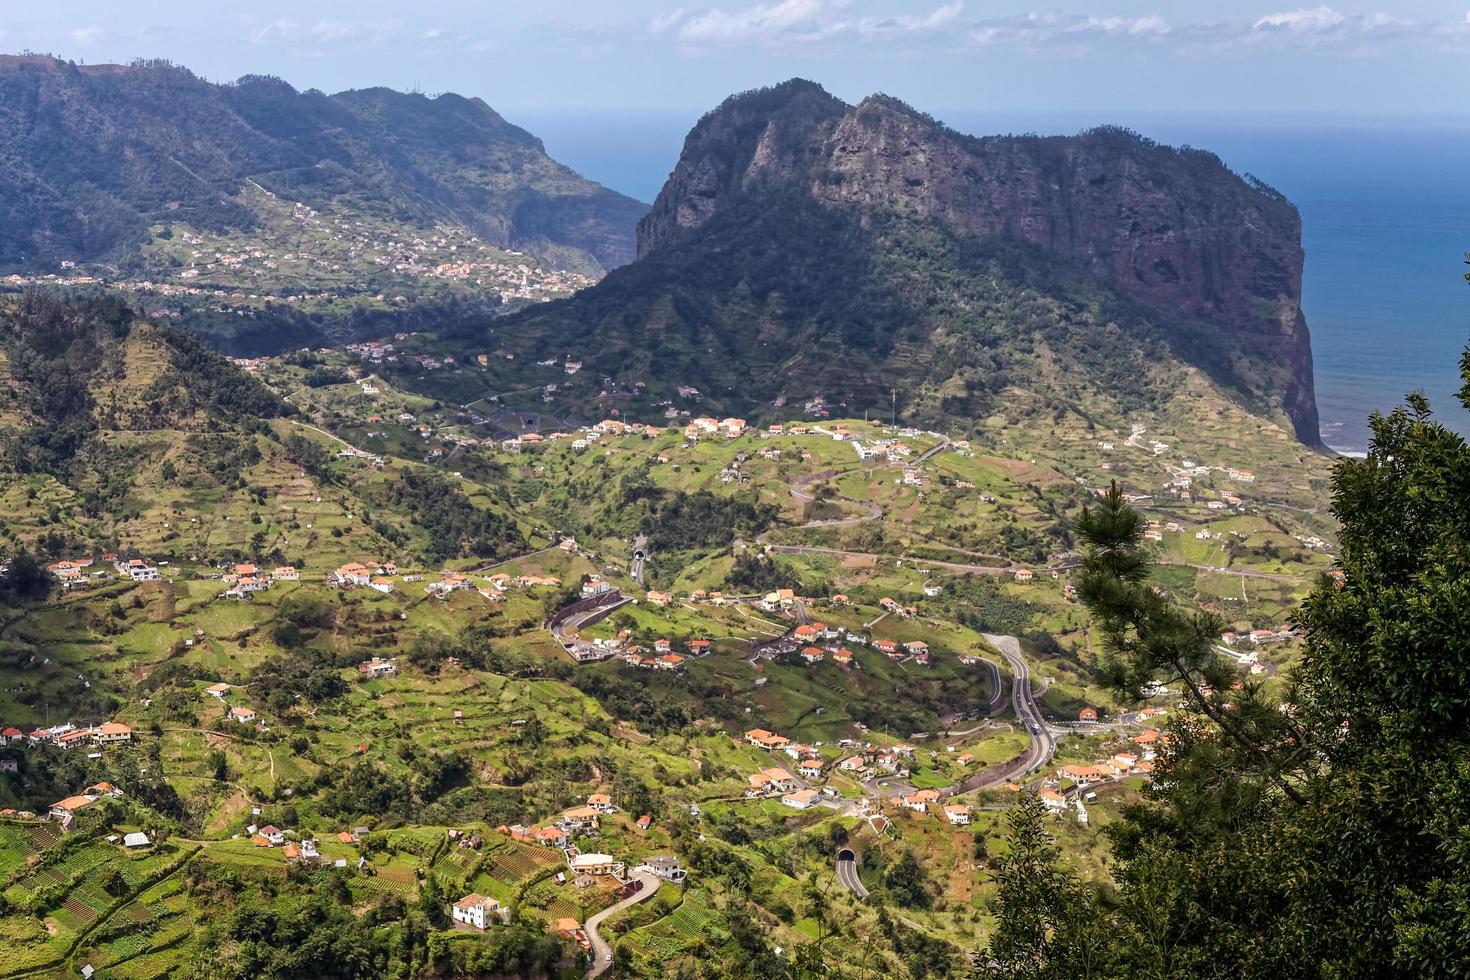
[977,455,1067,486]
[840,552,877,569]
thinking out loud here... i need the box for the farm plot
[483,841,561,887]
[629,889,723,960]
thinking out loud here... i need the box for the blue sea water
[520,108,1470,454]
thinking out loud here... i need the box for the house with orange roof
[94,722,132,745]
[748,768,799,796]
[1040,787,1067,811]
[832,648,854,666]
[57,730,94,751]
[333,563,372,587]
[744,728,790,750]
[944,804,972,826]
[899,789,940,813]
[560,806,600,832]
[452,893,506,930]
[48,794,97,827]
[800,646,825,664]
[1057,764,1107,785]
[554,918,590,949]
[781,788,819,810]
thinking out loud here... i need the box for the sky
[7,2,1470,121]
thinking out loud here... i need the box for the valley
[0,290,1335,978]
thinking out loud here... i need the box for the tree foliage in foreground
[991,322,1470,975]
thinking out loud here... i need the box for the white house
[781,789,819,810]
[451,894,505,930]
[635,855,687,883]
[93,723,133,746]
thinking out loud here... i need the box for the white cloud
[423,27,443,41]
[70,25,105,46]
[251,17,403,47]
[678,0,850,44]
[652,3,1469,53]
[858,2,964,37]
[968,13,1172,48]
[650,9,688,33]
[1254,6,1345,33]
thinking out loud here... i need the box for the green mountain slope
[491,80,1319,445]
[0,56,646,276]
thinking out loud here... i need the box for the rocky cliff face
[640,83,1319,445]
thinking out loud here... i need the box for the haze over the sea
[521,108,1470,456]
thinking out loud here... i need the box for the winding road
[983,634,1057,778]
[584,872,662,977]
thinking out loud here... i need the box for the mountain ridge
[634,80,1317,444]
[0,55,647,275]
[503,80,1320,445]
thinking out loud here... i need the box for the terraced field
[628,889,723,960]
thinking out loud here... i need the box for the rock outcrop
[639,82,1319,444]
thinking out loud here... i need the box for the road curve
[836,851,869,899]
[585,872,663,977]
[983,634,1056,777]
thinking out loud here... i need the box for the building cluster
[220,562,300,600]
[46,555,165,591]
[1,721,134,755]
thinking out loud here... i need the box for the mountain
[496,80,1320,445]
[0,292,524,567]
[0,55,646,276]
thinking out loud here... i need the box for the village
[0,332,1339,978]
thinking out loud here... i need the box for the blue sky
[8,2,1470,118]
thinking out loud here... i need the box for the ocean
[520,108,1470,455]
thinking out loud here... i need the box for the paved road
[765,544,1023,575]
[912,432,952,464]
[836,851,869,899]
[984,634,1057,777]
[1158,559,1306,584]
[629,534,648,585]
[935,636,1058,797]
[977,658,1005,716]
[585,872,662,977]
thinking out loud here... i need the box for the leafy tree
[991,321,1470,978]
[882,849,932,910]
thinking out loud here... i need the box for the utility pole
[890,389,897,427]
